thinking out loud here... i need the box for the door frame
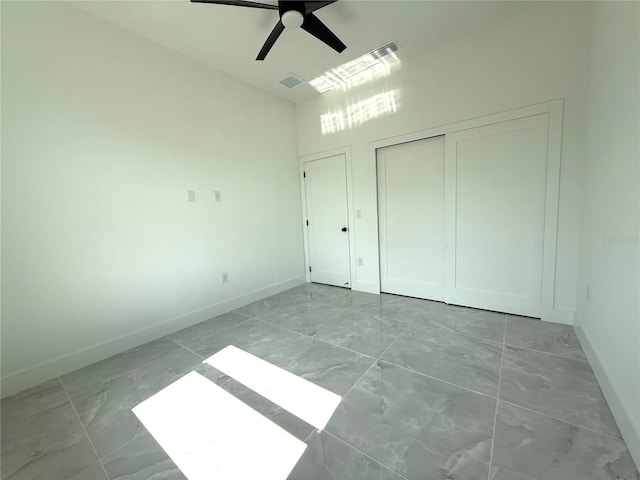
[367,99,566,323]
[299,147,356,287]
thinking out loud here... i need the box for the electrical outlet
[221,272,229,283]
[586,285,591,302]
[356,210,362,219]
[214,191,222,203]
[187,190,195,202]
[357,257,364,266]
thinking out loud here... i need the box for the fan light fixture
[281,10,304,28]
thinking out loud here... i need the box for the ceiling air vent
[279,73,304,89]
[370,41,399,60]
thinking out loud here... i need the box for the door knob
[341,227,348,232]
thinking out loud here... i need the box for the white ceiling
[71,0,533,103]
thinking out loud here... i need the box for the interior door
[444,114,549,317]
[304,155,351,288]
[377,136,445,300]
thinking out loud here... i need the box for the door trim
[367,99,564,323]
[299,146,355,287]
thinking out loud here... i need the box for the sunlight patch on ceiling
[309,44,401,93]
[320,89,399,135]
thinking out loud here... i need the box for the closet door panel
[444,114,549,317]
[378,136,445,300]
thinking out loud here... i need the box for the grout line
[498,398,623,440]
[324,430,410,480]
[303,428,318,443]
[289,330,378,361]
[319,340,375,360]
[487,321,508,477]
[98,431,150,462]
[0,390,70,428]
[376,358,497,400]
[376,319,414,360]
[62,336,200,400]
[251,315,380,362]
[410,319,505,346]
[171,313,375,401]
[335,320,417,406]
[501,316,507,344]
[167,338,206,360]
[58,378,111,480]
[165,316,251,345]
[357,299,508,347]
[375,315,501,400]
[339,358,378,404]
[502,342,587,362]
[256,304,502,402]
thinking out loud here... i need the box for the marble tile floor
[1,283,638,480]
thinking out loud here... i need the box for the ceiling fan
[191,0,346,61]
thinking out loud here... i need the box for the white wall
[1,1,304,396]
[296,2,590,323]
[574,2,640,467]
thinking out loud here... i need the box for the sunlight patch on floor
[204,345,341,430]
[133,371,307,480]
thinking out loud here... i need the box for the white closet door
[304,154,351,288]
[378,136,445,300]
[444,114,549,317]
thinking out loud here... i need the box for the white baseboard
[1,275,306,398]
[574,312,640,470]
[351,280,379,295]
[542,308,574,325]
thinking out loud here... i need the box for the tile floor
[1,283,638,480]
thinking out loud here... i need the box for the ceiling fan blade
[256,20,285,60]
[301,12,346,53]
[190,0,278,10]
[304,1,337,14]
